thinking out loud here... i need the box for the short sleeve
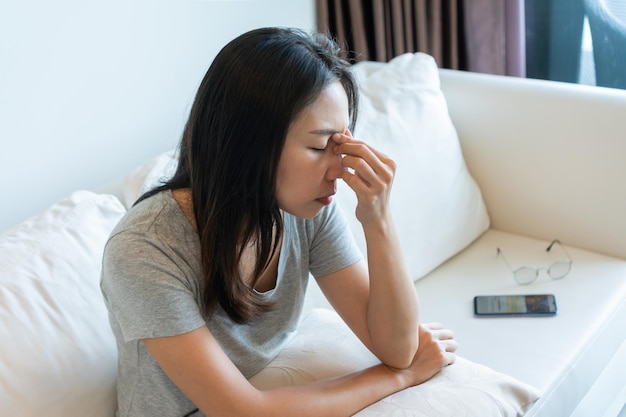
[307,200,363,278]
[101,231,206,342]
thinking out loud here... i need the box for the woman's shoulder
[116,190,179,229]
[107,190,193,249]
[102,190,201,282]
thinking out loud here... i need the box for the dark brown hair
[140,27,358,323]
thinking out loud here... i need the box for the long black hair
[141,27,358,323]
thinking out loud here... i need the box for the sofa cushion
[337,53,490,281]
[249,308,540,416]
[0,191,126,417]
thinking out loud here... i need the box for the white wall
[0,0,315,232]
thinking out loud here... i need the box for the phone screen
[474,294,557,317]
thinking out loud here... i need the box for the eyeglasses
[497,239,573,285]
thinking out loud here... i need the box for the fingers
[419,323,453,339]
[419,323,458,357]
[331,132,396,204]
[442,351,457,367]
[419,322,445,330]
[332,133,395,176]
[438,338,459,356]
[406,324,458,385]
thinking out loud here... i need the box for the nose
[325,150,345,181]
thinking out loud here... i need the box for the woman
[101,27,457,417]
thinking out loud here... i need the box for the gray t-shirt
[100,190,362,417]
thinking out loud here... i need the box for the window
[525,0,626,90]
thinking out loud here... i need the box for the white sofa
[1,53,625,417]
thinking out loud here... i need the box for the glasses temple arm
[497,247,515,272]
[546,239,573,260]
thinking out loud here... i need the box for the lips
[316,193,335,206]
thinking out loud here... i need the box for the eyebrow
[308,129,340,135]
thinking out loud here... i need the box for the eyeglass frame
[497,239,573,285]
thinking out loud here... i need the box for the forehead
[289,82,350,132]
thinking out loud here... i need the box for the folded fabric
[250,308,540,417]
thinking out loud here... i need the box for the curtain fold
[317,0,525,76]
[463,0,525,76]
[317,0,465,69]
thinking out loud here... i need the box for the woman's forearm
[255,363,407,417]
[362,215,420,369]
[331,131,420,368]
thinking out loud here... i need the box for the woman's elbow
[377,339,418,370]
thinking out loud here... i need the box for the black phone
[473,294,557,317]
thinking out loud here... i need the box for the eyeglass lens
[513,260,572,284]
[548,260,572,279]
[513,267,539,285]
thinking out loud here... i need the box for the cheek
[276,150,319,193]
[276,149,302,191]
[277,159,304,189]
[278,146,309,176]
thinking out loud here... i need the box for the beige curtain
[316,0,525,76]
[317,0,465,69]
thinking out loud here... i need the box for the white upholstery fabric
[413,230,626,417]
[115,149,177,209]
[439,69,626,261]
[337,53,490,281]
[0,191,126,417]
[250,308,540,416]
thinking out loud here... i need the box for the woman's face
[276,81,349,218]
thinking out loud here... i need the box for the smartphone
[473,294,557,317]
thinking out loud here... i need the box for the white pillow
[116,150,178,208]
[336,53,490,281]
[250,309,540,416]
[0,191,126,417]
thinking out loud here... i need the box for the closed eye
[309,140,332,152]
[308,129,340,153]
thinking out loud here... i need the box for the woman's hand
[395,323,458,386]
[332,131,396,226]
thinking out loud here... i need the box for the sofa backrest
[441,69,626,260]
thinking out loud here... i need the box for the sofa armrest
[439,69,626,259]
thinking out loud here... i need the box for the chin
[281,205,323,220]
